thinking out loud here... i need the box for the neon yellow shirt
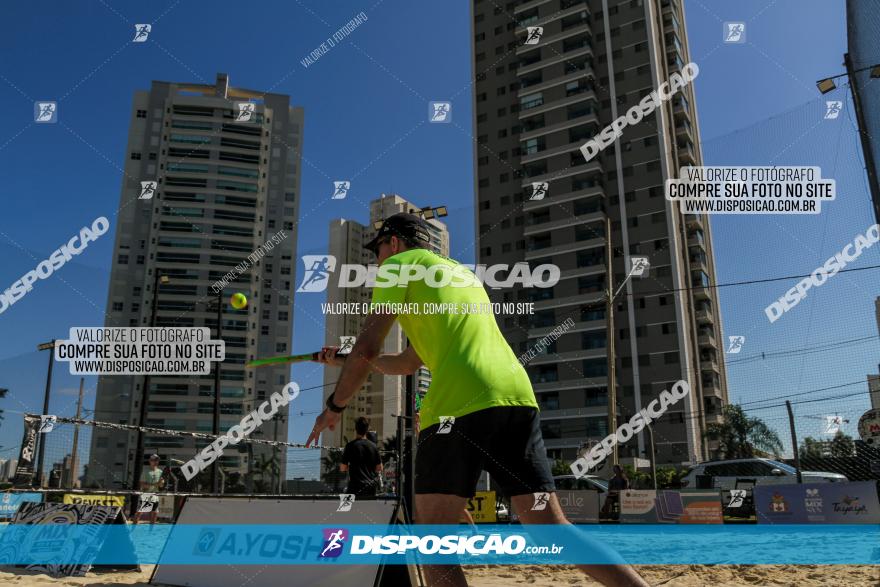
[371,249,537,429]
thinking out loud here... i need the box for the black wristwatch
[326,392,347,413]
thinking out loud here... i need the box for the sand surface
[1,564,878,586]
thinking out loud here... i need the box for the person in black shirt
[340,417,382,496]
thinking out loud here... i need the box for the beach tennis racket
[246,349,350,369]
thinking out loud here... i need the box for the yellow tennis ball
[230,293,248,310]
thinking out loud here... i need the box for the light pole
[131,271,169,490]
[36,340,57,488]
[209,288,223,494]
[817,59,880,224]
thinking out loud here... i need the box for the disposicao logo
[320,528,348,558]
[0,217,110,316]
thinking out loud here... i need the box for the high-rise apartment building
[88,74,303,489]
[322,194,449,447]
[470,0,727,466]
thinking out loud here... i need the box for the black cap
[365,213,431,255]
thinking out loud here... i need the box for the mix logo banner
[755,481,880,524]
[621,490,723,524]
[0,492,43,519]
[63,494,126,507]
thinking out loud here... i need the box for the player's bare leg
[511,493,649,587]
[415,493,469,587]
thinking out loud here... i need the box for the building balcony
[524,347,607,366]
[675,119,692,139]
[697,333,716,347]
[685,214,703,229]
[700,359,720,373]
[525,236,605,260]
[517,69,593,99]
[520,159,603,187]
[518,89,598,120]
[538,406,607,420]
[532,290,604,311]
[695,308,714,324]
[521,136,602,165]
[516,23,592,56]
[689,257,708,272]
[693,283,712,300]
[519,109,599,142]
[517,46,593,77]
[522,184,604,211]
[678,143,697,165]
[523,209,604,236]
[533,375,607,393]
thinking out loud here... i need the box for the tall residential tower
[88,74,303,489]
[470,0,727,466]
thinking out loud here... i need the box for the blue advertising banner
[754,481,880,524]
[0,493,43,520]
[0,524,879,565]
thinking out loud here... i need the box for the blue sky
[0,0,877,478]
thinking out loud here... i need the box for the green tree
[706,404,783,459]
[552,458,572,476]
[799,436,826,459]
[829,431,855,457]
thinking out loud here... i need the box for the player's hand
[315,347,346,367]
[306,408,341,447]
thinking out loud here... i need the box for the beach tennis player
[308,212,648,587]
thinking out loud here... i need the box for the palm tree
[321,440,348,492]
[381,433,399,468]
[706,404,783,459]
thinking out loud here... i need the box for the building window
[136,110,147,118]
[131,152,142,160]
[117,254,129,264]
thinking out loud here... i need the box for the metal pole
[212,289,222,493]
[68,378,84,489]
[36,340,56,488]
[647,423,657,490]
[845,53,880,225]
[403,374,415,521]
[604,217,618,465]
[786,400,803,484]
[132,271,162,489]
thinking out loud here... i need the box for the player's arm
[316,345,422,375]
[305,313,396,448]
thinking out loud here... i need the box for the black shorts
[415,406,556,498]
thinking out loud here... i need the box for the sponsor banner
[153,497,397,587]
[0,492,43,519]
[465,491,496,523]
[679,491,724,524]
[63,494,126,507]
[1,524,880,565]
[13,416,39,486]
[557,490,600,523]
[621,490,722,524]
[755,481,880,524]
[2,501,135,577]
